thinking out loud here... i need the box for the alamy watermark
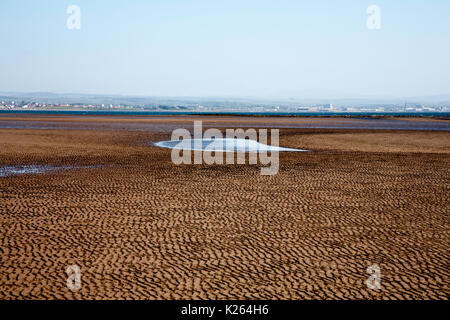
[366,264,381,290]
[366,5,381,30]
[66,5,81,30]
[66,264,81,291]
[64,5,380,31]
[168,121,280,175]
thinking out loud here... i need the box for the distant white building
[319,103,333,111]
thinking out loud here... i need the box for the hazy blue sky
[0,0,449,98]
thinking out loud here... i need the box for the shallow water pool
[155,138,308,152]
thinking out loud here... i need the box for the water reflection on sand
[155,138,308,152]
[0,165,101,177]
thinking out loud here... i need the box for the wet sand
[0,115,449,299]
[0,114,449,131]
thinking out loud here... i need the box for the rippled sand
[0,115,448,299]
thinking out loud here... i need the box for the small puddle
[0,165,101,177]
[155,138,308,152]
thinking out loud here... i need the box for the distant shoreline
[0,110,449,119]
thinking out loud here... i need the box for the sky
[0,0,449,99]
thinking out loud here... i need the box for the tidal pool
[0,165,101,177]
[155,138,308,152]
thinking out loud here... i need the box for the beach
[0,115,449,299]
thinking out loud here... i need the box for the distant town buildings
[0,99,449,113]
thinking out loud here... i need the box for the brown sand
[0,115,449,299]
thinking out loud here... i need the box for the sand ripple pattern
[0,126,449,299]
